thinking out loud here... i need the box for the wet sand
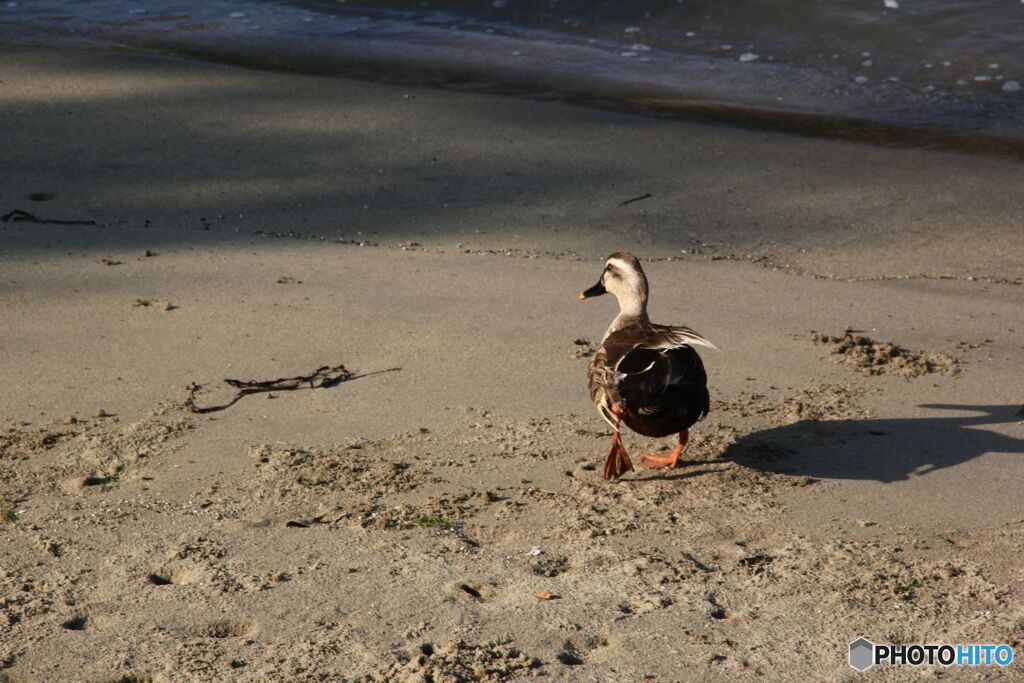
[1,47,1023,681]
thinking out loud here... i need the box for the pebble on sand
[1003,81,1021,92]
[884,0,899,8]
[739,53,759,63]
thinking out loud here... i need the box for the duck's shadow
[705,403,1023,483]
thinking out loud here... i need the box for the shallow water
[2,0,1024,150]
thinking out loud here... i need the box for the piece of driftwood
[186,363,383,414]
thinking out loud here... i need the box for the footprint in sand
[60,615,88,631]
[202,619,258,639]
[146,567,202,586]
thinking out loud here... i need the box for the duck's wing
[607,322,714,383]
[626,322,718,354]
[604,323,712,378]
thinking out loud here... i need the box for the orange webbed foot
[636,430,689,470]
[603,431,633,480]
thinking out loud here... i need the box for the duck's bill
[579,281,606,299]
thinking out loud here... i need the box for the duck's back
[590,325,710,438]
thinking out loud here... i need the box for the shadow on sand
[720,404,1024,483]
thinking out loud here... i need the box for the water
[3,0,1024,153]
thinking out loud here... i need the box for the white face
[601,257,644,299]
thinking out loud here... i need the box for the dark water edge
[3,8,1024,161]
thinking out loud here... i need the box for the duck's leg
[637,429,689,470]
[603,403,633,480]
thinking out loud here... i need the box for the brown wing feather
[632,322,718,353]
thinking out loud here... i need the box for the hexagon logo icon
[849,637,875,672]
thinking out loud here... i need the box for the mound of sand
[811,328,959,377]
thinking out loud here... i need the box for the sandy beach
[1,47,1023,681]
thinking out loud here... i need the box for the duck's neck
[603,297,648,340]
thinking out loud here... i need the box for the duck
[579,252,715,480]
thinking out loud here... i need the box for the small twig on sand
[1,209,96,226]
[185,364,399,414]
[618,193,652,207]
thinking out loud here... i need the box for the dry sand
[1,47,1023,682]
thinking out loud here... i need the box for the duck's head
[579,251,649,317]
